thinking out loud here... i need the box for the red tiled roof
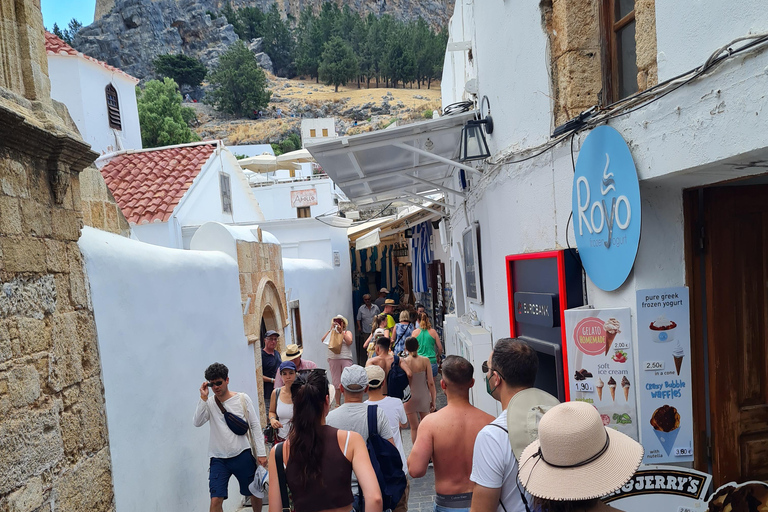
[100,143,218,225]
[44,31,139,83]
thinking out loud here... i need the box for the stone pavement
[245,376,448,512]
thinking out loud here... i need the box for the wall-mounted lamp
[459,96,494,162]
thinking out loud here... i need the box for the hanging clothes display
[412,222,433,293]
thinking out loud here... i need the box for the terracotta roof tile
[100,143,217,225]
[44,31,139,83]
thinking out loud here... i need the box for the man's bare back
[409,400,494,495]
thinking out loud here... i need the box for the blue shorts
[209,449,256,498]
[431,363,439,377]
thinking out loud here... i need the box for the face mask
[485,373,499,397]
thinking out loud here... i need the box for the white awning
[306,111,480,210]
[355,228,381,250]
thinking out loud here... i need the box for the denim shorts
[431,363,439,377]
[209,449,256,498]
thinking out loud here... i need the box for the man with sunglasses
[194,362,267,512]
[469,339,559,512]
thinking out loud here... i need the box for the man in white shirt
[194,362,267,512]
[470,339,540,512]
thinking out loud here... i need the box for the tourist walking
[365,365,410,512]
[268,369,382,512]
[261,330,282,412]
[382,299,397,330]
[392,311,414,355]
[194,362,267,512]
[374,287,389,309]
[326,365,395,503]
[402,336,436,443]
[363,315,390,359]
[268,361,297,443]
[412,313,443,376]
[356,294,380,339]
[367,337,411,396]
[518,401,643,512]
[323,314,355,396]
[408,356,493,512]
[274,344,317,388]
[469,339,558,512]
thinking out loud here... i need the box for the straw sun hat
[519,401,643,501]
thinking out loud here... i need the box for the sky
[41,0,96,31]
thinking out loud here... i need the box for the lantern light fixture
[459,96,494,162]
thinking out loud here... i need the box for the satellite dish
[465,78,478,95]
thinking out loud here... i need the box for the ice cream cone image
[608,376,616,401]
[621,376,630,402]
[603,318,621,355]
[596,377,604,401]
[651,405,681,456]
[672,341,685,376]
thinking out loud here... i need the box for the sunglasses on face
[481,362,505,380]
[207,380,225,388]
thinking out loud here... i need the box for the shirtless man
[408,356,494,512]
[366,336,411,395]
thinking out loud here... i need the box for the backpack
[386,354,410,400]
[356,405,407,512]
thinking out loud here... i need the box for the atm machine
[505,250,584,401]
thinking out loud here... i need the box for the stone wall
[542,0,658,126]
[237,238,287,425]
[0,1,115,511]
[80,166,130,237]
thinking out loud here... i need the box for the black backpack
[356,405,407,512]
[387,354,410,400]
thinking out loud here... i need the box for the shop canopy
[305,111,480,211]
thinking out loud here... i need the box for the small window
[310,129,316,137]
[219,173,232,214]
[105,84,122,130]
[297,206,311,218]
[322,128,328,137]
[601,0,638,103]
[290,303,303,347]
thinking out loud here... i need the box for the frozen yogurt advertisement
[636,287,694,464]
[564,307,639,441]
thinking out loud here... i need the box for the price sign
[674,447,693,457]
[574,381,594,392]
[679,508,696,512]
[644,361,664,371]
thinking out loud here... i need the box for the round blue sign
[572,126,641,291]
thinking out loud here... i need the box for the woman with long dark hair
[268,370,382,512]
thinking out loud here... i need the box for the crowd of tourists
[194,307,644,512]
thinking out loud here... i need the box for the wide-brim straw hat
[519,401,643,501]
[333,315,348,327]
[282,344,303,361]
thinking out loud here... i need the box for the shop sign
[572,126,641,291]
[636,287,694,464]
[603,465,712,511]
[290,188,318,207]
[564,307,639,441]
[513,292,557,327]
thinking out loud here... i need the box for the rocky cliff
[79,0,454,81]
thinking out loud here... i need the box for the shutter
[105,84,122,130]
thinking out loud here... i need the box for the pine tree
[153,54,207,87]
[206,41,272,116]
[137,78,200,148]
[318,36,359,92]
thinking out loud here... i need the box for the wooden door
[704,185,768,484]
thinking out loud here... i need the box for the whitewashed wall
[79,227,256,512]
[260,218,355,366]
[48,56,141,154]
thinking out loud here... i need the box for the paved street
[245,376,448,512]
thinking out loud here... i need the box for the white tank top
[276,391,294,439]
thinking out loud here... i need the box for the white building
[96,140,265,249]
[301,118,337,147]
[45,31,141,154]
[309,0,768,487]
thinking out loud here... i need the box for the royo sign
[572,126,641,291]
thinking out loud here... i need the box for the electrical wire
[443,100,474,116]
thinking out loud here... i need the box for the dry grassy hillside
[193,74,442,145]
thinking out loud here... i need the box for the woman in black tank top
[267,370,383,512]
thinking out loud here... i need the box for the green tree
[318,36,359,92]
[153,54,207,87]
[293,9,320,80]
[262,4,295,77]
[137,78,200,148]
[221,2,245,39]
[51,18,83,45]
[206,40,271,117]
[237,7,266,41]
